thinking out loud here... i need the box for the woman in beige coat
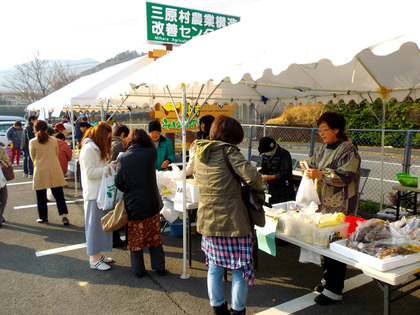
[29,120,69,225]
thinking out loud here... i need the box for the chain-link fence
[131,122,419,209]
[238,125,420,209]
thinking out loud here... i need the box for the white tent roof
[98,0,420,107]
[27,55,154,112]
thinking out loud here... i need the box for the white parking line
[256,274,372,314]
[14,199,84,210]
[36,243,87,257]
[7,181,32,186]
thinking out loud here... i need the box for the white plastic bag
[299,248,321,265]
[295,172,321,207]
[160,200,180,223]
[0,168,6,188]
[96,166,122,211]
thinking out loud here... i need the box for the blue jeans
[207,262,248,311]
[23,148,33,175]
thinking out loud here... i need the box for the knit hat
[54,123,66,131]
[148,120,161,133]
[258,137,276,153]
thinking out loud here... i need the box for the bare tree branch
[4,52,77,105]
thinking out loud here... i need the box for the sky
[0,0,260,70]
[2,0,419,71]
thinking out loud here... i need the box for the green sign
[146,2,240,45]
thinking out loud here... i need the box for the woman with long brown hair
[29,120,69,225]
[115,128,165,277]
[79,122,114,271]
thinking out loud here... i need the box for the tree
[4,52,77,105]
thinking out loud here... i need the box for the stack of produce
[346,216,420,259]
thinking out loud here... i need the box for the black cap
[148,120,161,133]
[258,137,276,153]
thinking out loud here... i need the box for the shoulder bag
[101,195,128,232]
[222,148,266,228]
[2,165,14,181]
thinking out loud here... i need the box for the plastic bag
[295,172,320,207]
[96,166,122,211]
[160,200,179,223]
[299,248,321,265]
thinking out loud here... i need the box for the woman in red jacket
[55,133,72,175]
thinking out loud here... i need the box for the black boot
[212,302,229,315]
[230,308,246,315]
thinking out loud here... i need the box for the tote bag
[101,197,128,232]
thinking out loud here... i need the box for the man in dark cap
[258,136,295,204]
[148,120,175,171]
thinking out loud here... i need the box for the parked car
[0,115,25,122]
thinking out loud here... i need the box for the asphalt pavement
[0,165,419,315]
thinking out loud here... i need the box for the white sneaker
[23,173,28,178]
[90,260,111,271]
[28,175,33,179]
[100,255,113,263]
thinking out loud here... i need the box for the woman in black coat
[115,128,165,277]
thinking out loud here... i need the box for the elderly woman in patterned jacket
[300,111,360,306]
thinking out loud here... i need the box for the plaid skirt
[201,232,254,285]
[127,213,163,251]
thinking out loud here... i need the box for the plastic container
[264,201,304,233]
[345,216,366,237]
[312,223,349,248]
[168,219,183,237]
[284,216,349,248]
[396,173,418,187]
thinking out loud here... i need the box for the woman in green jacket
[195,115,263,315]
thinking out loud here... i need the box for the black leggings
[36,187,68,220]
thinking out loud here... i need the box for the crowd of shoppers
[2,111,362,313]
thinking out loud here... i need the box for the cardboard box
[186,182,199,203]
[330,239,420,271]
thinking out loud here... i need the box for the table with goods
[264,201,420,315]
[157,165,199,267]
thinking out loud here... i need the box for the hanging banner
[150,103,236,133]
[146,2,240,45]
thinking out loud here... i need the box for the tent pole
[180,83,189,280]
[380,98,385,211]
[71,104,78,196]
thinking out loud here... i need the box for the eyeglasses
[317,128,331,134]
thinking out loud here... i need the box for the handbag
[101,196,128,232]
[222,149,266,228]
[2,165,14,181]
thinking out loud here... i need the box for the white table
[167,196,198,268]
[275,233,420,315]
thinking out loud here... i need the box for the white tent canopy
[27,55,154,113]
[97,1,420,107]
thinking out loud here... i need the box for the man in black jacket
[21,115,37,178]
[258,137,295,204]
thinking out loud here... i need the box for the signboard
[146,2,240,45]
[150,102,236,133]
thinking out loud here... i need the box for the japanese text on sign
[146,2,240,44]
